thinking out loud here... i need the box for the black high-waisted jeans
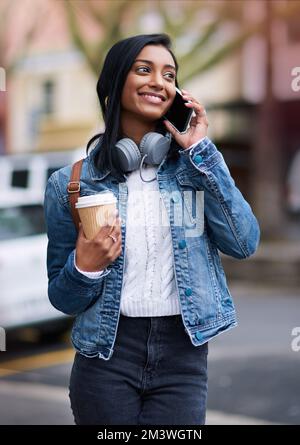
[69,313,208,425]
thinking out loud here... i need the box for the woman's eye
[136,66,150,73]
[165,72,175,80]
[136,67,175,80]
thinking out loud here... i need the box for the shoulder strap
[67,159,83,231]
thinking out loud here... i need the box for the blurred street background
[0,0,300,425]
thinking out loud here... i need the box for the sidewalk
[206,409,278,425]
[0,381,279,425]
[221,240,300,290]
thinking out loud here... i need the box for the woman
[44,34,260,425]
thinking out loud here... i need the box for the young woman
[44,34,260,425]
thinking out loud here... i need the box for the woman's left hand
[163,89,209,150]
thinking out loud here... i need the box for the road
[0,285,299,425]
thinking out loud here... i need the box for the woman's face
[121,44,177,124]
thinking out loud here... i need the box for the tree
[62,0,266,83]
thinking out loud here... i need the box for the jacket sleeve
[43,172,111,316]
[179,137,260,259]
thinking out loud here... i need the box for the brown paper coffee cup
[75,192,117,240]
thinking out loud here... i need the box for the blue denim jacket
[44,136,260,360]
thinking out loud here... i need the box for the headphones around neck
[113,132,171,182]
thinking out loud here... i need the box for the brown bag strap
[67,159,83,231]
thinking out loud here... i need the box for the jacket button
[195,332,202,341]
[185,288,192,297]
[194,154,203,164]
[178,240,186,249]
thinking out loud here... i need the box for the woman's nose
[148,72,164,89]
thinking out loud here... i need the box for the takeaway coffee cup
[75,192,117,240]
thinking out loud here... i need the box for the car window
[0,204,46,240]
[11,170,29,188]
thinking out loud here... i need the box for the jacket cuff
[65,250,111,285]
[179,137,223,171]
[74,254,106,279]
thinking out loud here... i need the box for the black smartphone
[163,87,194,134]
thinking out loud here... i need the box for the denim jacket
[44,136,260,360]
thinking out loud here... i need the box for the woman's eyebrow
[134,59,176,71]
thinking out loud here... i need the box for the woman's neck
[120,115,156,145]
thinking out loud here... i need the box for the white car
[0,148,85,332]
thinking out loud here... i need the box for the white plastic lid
[75,192,117,209]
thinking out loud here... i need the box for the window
[11,170,29,188]
[0,205,46,240]
[43,80,55,115]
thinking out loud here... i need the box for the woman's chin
[139,109,165,122]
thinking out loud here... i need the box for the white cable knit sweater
[120,165,181,317]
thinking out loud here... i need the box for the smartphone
[163,87,194,134]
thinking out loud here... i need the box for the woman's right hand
[75,216,122,272]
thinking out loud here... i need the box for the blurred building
[3,0,102,154]
[8,50,99,153]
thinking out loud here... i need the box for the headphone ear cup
[140,132,171,165]
[114,138,141,172]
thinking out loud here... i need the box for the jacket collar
[88,155,111,181]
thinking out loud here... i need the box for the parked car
[0,148,85,333]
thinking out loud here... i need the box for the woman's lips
[139,94,164,104]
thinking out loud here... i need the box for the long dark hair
[87,33,181,182]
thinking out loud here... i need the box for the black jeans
[69,313,208,425]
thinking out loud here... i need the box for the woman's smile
[138,93,165,105]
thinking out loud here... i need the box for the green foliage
[62,0,300,84]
